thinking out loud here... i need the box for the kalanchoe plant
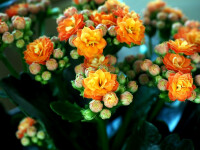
[72,0,106,10]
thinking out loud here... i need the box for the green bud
[41,71,51,81]
[81,109,96,121]
[31,136,38,143]
[21,137,30,146]
[100,109,111,119]
[70,49,79,59]
[37,131,45,140]
[118,73,126,84]
[12,30,23,40]
[58,60,66,68]
[16,39,25,48]
[35,75,42,82]
[63,56,69,63]
[26,30,33,36]
[83,14,89,21]
[37,140,43,146]
[113,38,120,45]
[154,75,162,84]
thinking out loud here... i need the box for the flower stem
[96,118,109,150]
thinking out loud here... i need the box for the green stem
[0,52,19,78]
[96,118,109,150]
[148,36,153,59]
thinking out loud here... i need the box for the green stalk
[96,118,109,150]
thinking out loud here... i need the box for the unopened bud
[194,94,200,103]
[151,20,157,27]
[155,57,163,65]
[18,7,28,16]
[168,13,178,22]
[56,15,66,24]
[75,73,84,88]
[137,54,145,60]
[133,60,143,74]
[117,85,126,93]
[143,17,150,25]
[28,4,40,14]
[0,13,9,21]
[37,131,45,140]
[85,67,95,77]
[191,53,200,64]
[149,64,160,76]
[12,30,23,40]
[46,59,58,71]
[53,48,64,59]
[155,42,168,56]
[21,137,30,146]
[108,26,117,36]
[172,22,182,31]
[89,100,103,112]
[118,73,126,84]
[0,21,8,34]
[70,49,79,59]
[140,59,152,71]
[195,75,200,86]
[126,70,135,79]
[80,9,91,16]
[58,60,66,68]
[157,79,167,91]
[127,81,138,93]
[143,10,150,17]
[96,24,107,36]
[113,38,120,45]
[12,16,26,30]
[103,92,118,108]
[106,55,117,65]
[24,17,32,29]
[188,90,196,101]
[31,136,38,143]
[27,126,37,137]
[100,109,111,119]
[42,71,51,81]
[120,91,133,106]
[51,36,59,43]
[139,74,149,85]
[69,34,77,47]
[79,0,88,4]
[161,65,167,73]
[35,75,42,82]
[2,32,14,44]
[94,0,105,4]
[85,20,94,27]
[165,70,175,78]
[83,14,89,21]
[125,55,135,64]
[16,39,25,48]
[63,7,78,17]
[75,63,85,74]
[157,12,167,20]
[108,66,116,73]
[156,21,165,29]
[81,109,96,120]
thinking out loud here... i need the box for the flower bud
[51,36,59,43]
[172,22,182,31]
[0,21,8,34]
[149,64,160,76]
[70,49,79,59]
[2,32,14,44]
[37,131,45,140]
[143,10,150,17]
[125,55,135,64]
[75,63,85,74]
[127,81,138,93]
[143,17,150,25]
[113,38,120,45]
[28,4,40,14]
[155,42,168,56]
[106,54,117,65]
[133,60,143,74]
[120,91,133,106]
[156,21,165,29]
[155,57,163,65]
[103,92,118,108]
[27,126,37,137]
[195,75,200,86]
[118,73,126,84]
[157,79,167,91]
[161,65,167,73]
[98,5,108,13]
[137,54,145,60]
[83,4,90,10]
[108,66,116,73]
[100,109,111,119]
[63,7,78,17]
[16,39,25,48]
[83,14,89,21]
[188,90,196,101]
[46,59,58,71]
[56,15,66,24]
[151,20,157,27]
[85,20,94,27]
[165,70,175,79]
[89,100,103,112]
[12,16,26,30]
[194,94,200,103]
[18,7,28,16]
[21,137,30,146]
[79,0,88,4]
[0,13,9,21]
[42,71,51,81]
[85,67,95,77]
[68,34,77,47]
[96,24,107,36]
[168,13,178,22]
[155,75,162,83]
[139,74,149,85]
[75,73,84,88]
[191,53,200,64]
[191,63,196,72]
[53,48,64,59]
[140,59,152,71]
[35,75,42,82]
[81,109,96,120]
[126,70,135,79]
[31,136,38,144]
[58,60,66,68]
[12,30,23,40]
[63,56,69,63]
[117,85,126,93]
[108,26,117,36]
[157,12,167,20]
[94,0,105,4]
[80,9,91,16]
[24,17,32,29]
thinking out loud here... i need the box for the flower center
[86,41,99,47]
[172,57,182,68]
[34,43,43,56]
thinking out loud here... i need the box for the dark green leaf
[0,90,7,98]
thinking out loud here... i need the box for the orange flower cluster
[5,3,28,17]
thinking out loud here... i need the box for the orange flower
[147,0,166,12]
[90,12,116,28]
[112,6,129,18]
[73,0,79,4]
[24,37,54,65]
[186,31,200,52]
[174,27,194,40]
[84,54,109,69]
[82,69,119,100]
[163,53,193,73]
[115,15,145,45]
[73,27,107,59]
[166,72,196,101]
[167,39,196,55]
[5,3,28,17]
[57,14,85,41]
[162,7,183,18]
[185,20,200,29]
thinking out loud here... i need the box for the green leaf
[50,101,82,122]
[0,90,7,98]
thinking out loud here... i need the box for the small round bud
[89,100,103,112]
[58,60,66,68]
[127,81,138,93]
[21,137,30,146]
[16,39,25,48]
[156,21,165,29]
[85,67,95,77]
[191,63,196,72]
[108,26,117,36]
[161,65,167,73]
[139,74,149,85]
[75,64,85,74]
[157,79,167,91]
[194,94,200,103]
[53,48,64,59]
[103,92,118,108]
[191,53,200,64]
[181,16,188,23]
[157,12,167,20]
[28,4,40,14]
[125,55,135,64]
[155,57,163,65]
[35,75,42,82]
[117,85,126,93]
[12,16,26,30]
[63,56,69,63]
[155,75,162,83]
[12,30,23,40]
[0,21,8,33]
[143,17,150,25]
[140,59,152,71]
[85,20,94,27]
[31,136,38,143]
[37,131,45,140]
[80,9,91,16]
[120,91,133,106]
[24,17,32,29]
[137,54,145,60]
[151,20,157,27]
[100,109,111,119]
[51,36,59,43]
[94,0,105,4]
[69,34,77,47]
[133,60,143,74]
[18,7,28,16]
[75,73,84,88]
[46,59,58,71]
[126,70,135,79]
[27,126,37,137]
[195,75,200,86]
[96,24,107,36]
[98,5,108,13]
[81,109,96,120]
[155,42,169,56]
[168,13,178,22]
[118,73,126,84]
[188,90,196,101]
[42,71,51,81]
[83,14,89,21]
[0,13,9,21]
[56,15,66,24]
[113,38,120,45]
[106,55,117,65]
[165,70,175,79]
[79,0,88,4]
[172,22,182,31]
[143,10,150,17]
[149,64,160,76]
[63,7,78,17]
[70,49,79,59]
[2,32,14,44]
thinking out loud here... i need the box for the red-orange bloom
[90,12,116,28]
[57,14,85,41]
[167,39,196,55]
[73,0,79,4]
[5,3,28,17]
[186,31,200,52]
[115,14,145,45]
[163,53,193,73]
[73,27,107,59]
[24,37,54,65]
[166,72,196,101]
[82,69,119,100]
[162,7,183,18]
[174,27,199,40]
